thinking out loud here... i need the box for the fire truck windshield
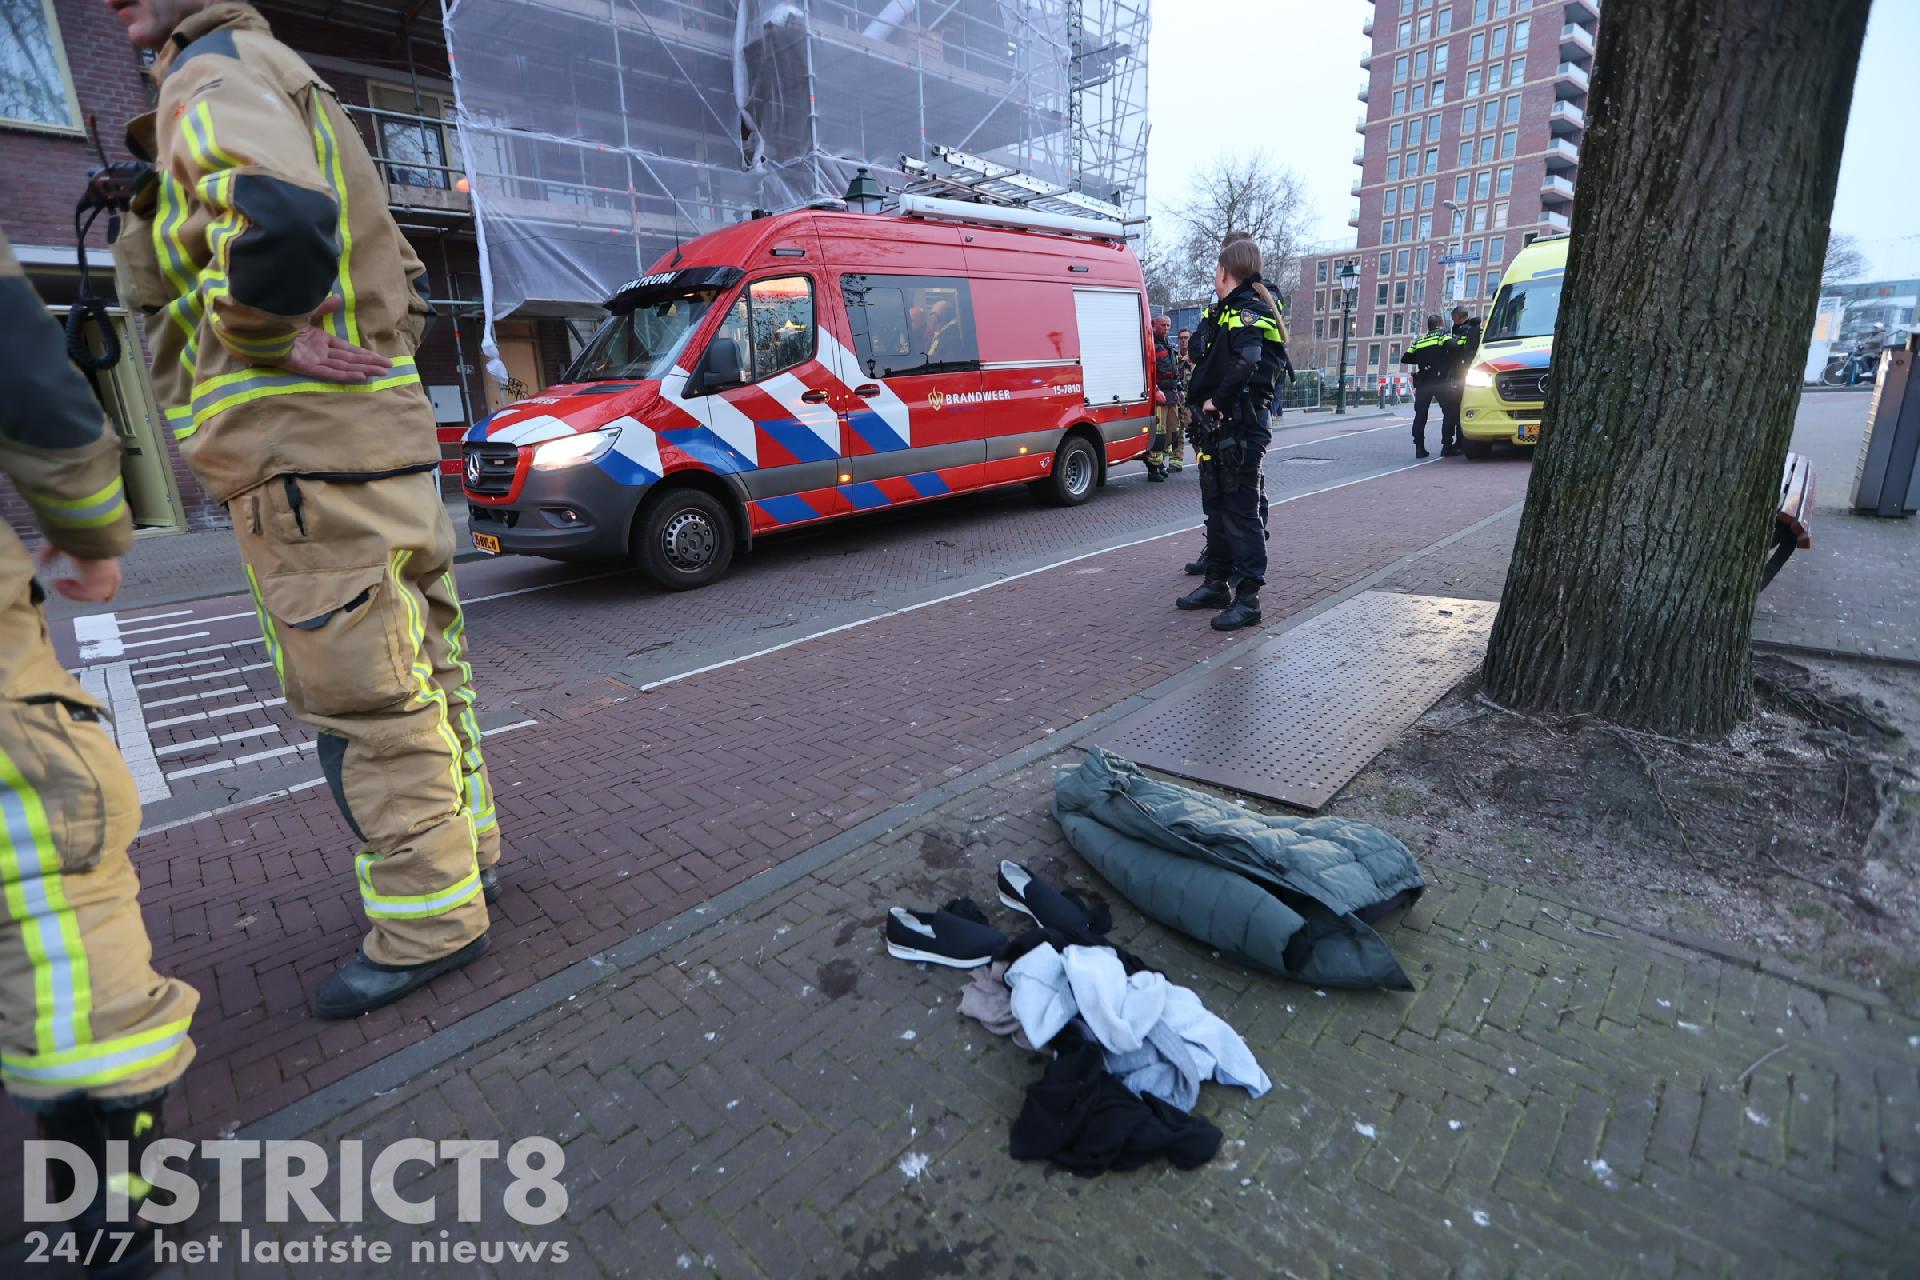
[564,290,720,383]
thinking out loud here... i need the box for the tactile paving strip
[1095,592,1497,810]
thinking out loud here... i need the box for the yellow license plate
[471,531,501,555]
[1515,422,1540,443]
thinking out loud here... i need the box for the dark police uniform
[1400,327,1456,456]
[1179,280,1287,629]
[1441,314,1482,450]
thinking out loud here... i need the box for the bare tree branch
[1159,151,1314,302]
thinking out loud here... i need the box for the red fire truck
[462,194,1155,589]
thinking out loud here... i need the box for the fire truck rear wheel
[1038,434,1099,507]
[635,487,735,590]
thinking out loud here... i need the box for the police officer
[1176,238,1288,631]
[1147,317,1179,480]
[103,0,502,1018]
[1401,314,1454,458]
[1440,304,1482,454]
[2,232,200,1277]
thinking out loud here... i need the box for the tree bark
[1481,0,1872,737]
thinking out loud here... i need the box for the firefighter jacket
[1400,329,1456,391]
[112,3,436,505]
[1153,334,1182,401]
[0,234,133,697]
[1186,280,1288,421]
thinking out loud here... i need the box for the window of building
[1419,180,1434,208]
[1393,88,1407,113]
[840,275,978,377]
[1368,341,1383,368]
[1487,274,1501,298]
[1416,247,1430,272]
[717,274,820,381]
[1417,213,1433,239]
[1393,281,1408,306]
[368,83,460,190]
[1313,319,1324,340]
[1491,27,1507,57]
[1438,8,1452,35]
[1514,17,1530,48]
[1414,278,1426,303]
[1434,44,1449,73]
[1397,248,1412,272]
[1457,140,1473,167]
[1473,0,1489,21]
[1413,49,1428,78]
[1416,15,1431,41]
[1371,315,1385,340]
[1376,282,1390,307]
[1400,216,1415,239]
[1317,260,1329,284]
[1412,84,1427,109]
[1469,32,1485,62]
[1402,182,1417,207]
[1494,200,1510,228]
[1,0,84,133]
[1487,65,1504,93]
[1500,129,1517,158]
[1506,92,1523,123]
[1510,56,1526,82]
[1474,169,1491,199]
[1431,80,1446,106]
[1394,55,1409,83]
[1487,234,1506,264]
[1427,111,1442,138]
[1466,271,1480,296]
[1471,205,1488,232]
[1453,174,1470,203]
[1398,20,1412,47]
[1466,69,1482,96]
[1390,341,1403,362]
[1390,122,1404,149]
[1496,165,1513,195]
[1384,188,1399,215]
[1493,0,1509,16]
[1424,148,1439,173]
[1391,313,1405,335]
[1407,118,1421,146]
[1382,220,1397,244]
[1451,208,1466,234]
[1479,135,1496,163]
[1387,156,1401,181]
[1461,102,1479,133]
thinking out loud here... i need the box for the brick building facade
[1,0,575,543]
[1288,0,1600,395]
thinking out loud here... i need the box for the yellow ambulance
[1457,231,1568,458]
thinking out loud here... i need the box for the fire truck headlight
[531,426,621,471]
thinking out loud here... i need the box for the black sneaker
[884,907,1007,968]
[997,860,1093,932]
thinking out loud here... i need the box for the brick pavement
[192,755,1920,1278]
[0,451,1526,1199]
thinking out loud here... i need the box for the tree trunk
[1481,0,1872,737]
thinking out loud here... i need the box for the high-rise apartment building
[1288,0,1601,388]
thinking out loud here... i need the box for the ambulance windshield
[565,290,720,383]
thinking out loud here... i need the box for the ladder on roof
[898,145,1127,225]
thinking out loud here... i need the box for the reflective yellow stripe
[1,1020,191,1089]
[437,572,493,831]
[352,551,478,921]
[188,356,419,429]
[182,101,243,173]
[243,565,286,688]
[24,476,128,529]
[309,105,359,345]
[0,744,93,1059]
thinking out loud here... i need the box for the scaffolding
[440,0,1150,378]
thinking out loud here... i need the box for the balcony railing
[1538,210,1571,232]
[1544,136,1581,168]
[1553,61,1591,96]
[1350,180,1363,197]
[1358,83,1370,102]
[1549,99,1587,133]
[1355,115,1368,134]
[342,103,472,219]
[1360,51,1373,69]
[1348,207,1361,227]
[1559,22,1596,59]
[1565,0,1600,20]
[1540,174,1576,202]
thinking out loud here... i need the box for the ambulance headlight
[1464,365,1496,389]
[530,426,621,471]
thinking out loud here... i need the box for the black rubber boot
[481,866,502,904]
[1415,443,1431,459]
[315,933,490,1019]
[1183,558,1208,576]
[1210,588,1263,631]
[33,1095,97,1213]
[34,1095,173,1279]
[1176,580,1232,611]
[1146,464,1167,482]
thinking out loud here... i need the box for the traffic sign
[1436,251,1483,265]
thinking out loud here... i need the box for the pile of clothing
[885,860,1269,1176]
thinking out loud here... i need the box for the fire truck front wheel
[634,486,736,590]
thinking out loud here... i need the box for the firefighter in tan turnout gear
[2,233,199,1276]
[104,0,502,1017]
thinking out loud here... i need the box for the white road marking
[121,631,210,651]
[154,725,284,758]
[143,685,249,709]
[119,608,193,624]
[637,458,1438,692]
[133,717,539,837]
[104,661,170,804]
[132,656,225,678]
[136,661,273,691]
[166,739,316,781]
[118,612,247,637]
[148,697,285,729]
[74,614,124,660]
[464,571,628,607]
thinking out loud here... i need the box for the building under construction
[0,0,1147,538]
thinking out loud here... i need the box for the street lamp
[1335,258,1360,415]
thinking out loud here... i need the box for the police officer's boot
[1183,558,1208,575]
[1176,579,1232,611]
[1210,585,1263,632]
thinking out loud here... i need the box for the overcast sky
[1146,0,1920,281]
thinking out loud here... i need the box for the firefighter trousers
[1148,404,1186,469]
[1,599,198,1102]
[235,470,498,968]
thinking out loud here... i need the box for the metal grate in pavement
[1095,591,1497,810]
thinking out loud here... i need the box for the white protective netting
[441,0,1149,380]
